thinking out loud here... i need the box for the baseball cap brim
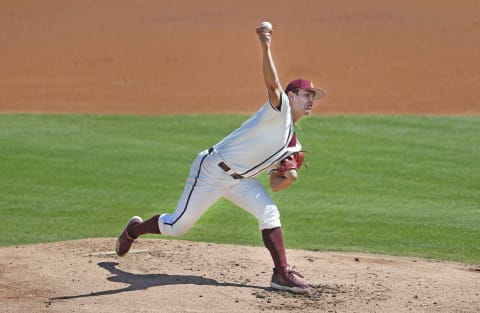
[306,87,325,100]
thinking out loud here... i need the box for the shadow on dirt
[51,262,266,300]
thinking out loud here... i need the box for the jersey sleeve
[269,91,289,112]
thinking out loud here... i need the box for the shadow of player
[51,261,266,300]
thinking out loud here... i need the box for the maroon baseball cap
[285,79,325,99]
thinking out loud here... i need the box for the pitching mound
[1,238,478,313]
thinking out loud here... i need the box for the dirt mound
[1,238,478,313]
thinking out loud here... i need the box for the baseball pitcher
[116,22,325,294]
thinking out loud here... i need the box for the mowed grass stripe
[0,114,478,264]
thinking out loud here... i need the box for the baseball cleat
[270,266,311,294]
[115,216,143,256]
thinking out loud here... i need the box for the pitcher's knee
[158,213,195,236]
[259,205,281,230]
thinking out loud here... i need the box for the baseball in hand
[259,21,273,33]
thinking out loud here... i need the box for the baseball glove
[277,152,305,177]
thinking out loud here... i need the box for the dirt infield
[1,1,480,312]
[1,0,479,115]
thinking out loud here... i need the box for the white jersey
[213,92,302,178]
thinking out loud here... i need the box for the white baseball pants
[158,148,281,236]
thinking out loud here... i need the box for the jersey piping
[239,123,295,177]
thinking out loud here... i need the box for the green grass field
[1,114,479,264]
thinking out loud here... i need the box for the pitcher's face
[290,89,316,120]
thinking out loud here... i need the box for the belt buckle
[231,173,243,179]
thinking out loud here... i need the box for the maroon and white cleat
[115,216,142,256]
[270,265,311,294]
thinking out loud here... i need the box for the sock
[128,215,161,238]
[262,227,288,271]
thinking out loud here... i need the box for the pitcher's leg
[224,179,310,294]
[261,227,287,271]
[158,172,223,236]
[224,179,281,230]
[116,149,225,255]
[224,179,286,267]
[158,150,228,236]
[127,215,161,238]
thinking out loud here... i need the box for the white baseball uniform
[158,92,302,236]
